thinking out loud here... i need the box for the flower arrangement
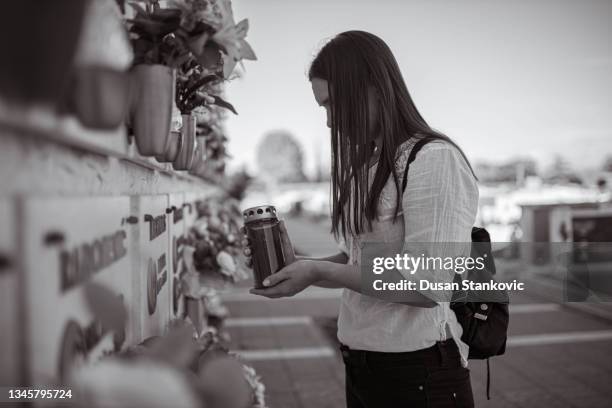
[63,284,267,408]
[240,362,268,408]
[169,0,257,79]
[184,197,248,284]
[127,0,255,78]
[124,0,254,159]
[176,195,251,337]
[203,288,229,322]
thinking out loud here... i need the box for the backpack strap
[401,138,433,193]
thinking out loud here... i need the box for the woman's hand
[249,259,322,298]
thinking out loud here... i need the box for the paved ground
[223,216,612,408]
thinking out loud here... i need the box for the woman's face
[311,78,380,133]
[311,78,332,128]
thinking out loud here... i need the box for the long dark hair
[308,30,476,241]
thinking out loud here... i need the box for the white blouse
[336,138,479,366]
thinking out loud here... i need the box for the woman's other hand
[249,259,322,298]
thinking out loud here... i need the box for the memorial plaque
[22,196,132,383]
[137,195,170,338]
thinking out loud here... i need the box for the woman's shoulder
[394,137,459,172]
[394,137,479,206]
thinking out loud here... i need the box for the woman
[243,31,479,407]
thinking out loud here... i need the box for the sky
[224,0,612,177]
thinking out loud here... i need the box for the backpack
[400,137,510,399]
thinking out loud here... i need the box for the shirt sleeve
[397,142,479,302]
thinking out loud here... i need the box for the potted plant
[56,0,134,130]
[171,57,237,170]
[127,2,186,156]
[172,59,212,168]
[126,0,254,160]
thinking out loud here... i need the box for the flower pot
[131,64,175,156]
[155,130,183,163]
[173,114,197,170]
[68,66,130,129]
[188,136,207,175]
[61,0,131,129]
[1,1,86,108]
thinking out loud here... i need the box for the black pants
[341,339,474,408]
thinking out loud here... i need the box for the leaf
[212,19,256,64]
[131,37,154,55]
[221,54,238,79]
[235,19,249,38]
[182,75,221,102]
[186,32,210,57]
[212,24,238,57]
[169,51,193,69]
[191,21,217,36]
[197,42,223,71]
[212,95,237,115]
[134,17,181,38]
[239,39,257,61]
[151,8,182,22]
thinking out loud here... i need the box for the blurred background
[224,0,612,243]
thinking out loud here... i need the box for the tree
[551,155,572,176]
[256,130,306,182]
[546,155,582,185]
[474,158,537,183]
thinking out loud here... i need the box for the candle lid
[242,205,278,223]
